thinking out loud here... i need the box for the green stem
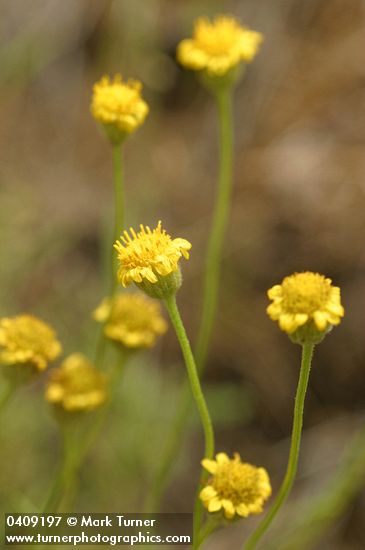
[195,86,233,371]
[270,420,365,550]
[57,424,80,512]
[145,85,234,515]
[164,295,214,461]
[243,343,315,550]
[191,85,234,546]
[112,143,124,262]
[94,143,124,368]
[43,423,77,513]
[163,295,214,550]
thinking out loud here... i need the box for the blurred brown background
[1,1,365,548]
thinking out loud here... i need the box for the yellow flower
[114,221,191,298]
[91,74,149,142]
[177,15,263,76]
[93,293,168,349]
[0,315,61,371]
[45,353,107,412]
[267,272,345,340]
[200,452,271,519]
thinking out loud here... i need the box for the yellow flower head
[0,315,61,371]
[200,452,271,520]
[177,15,263,77]
[45,353,107,412]
[93,293,168,349]
[91,74,149,143]
[267,272,345,344]
[114,221,192,298]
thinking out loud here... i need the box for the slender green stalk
[94,143,124,367]
[55,428,79,513]
[269,420,365,550]
[111,143,124,288]
[163,295,214,550]
[179,87,234,542]
[145,85,234,513]
[243,343,315,550]
[195,86,233,370]
[45,116,125,518]
[164,295,214,461]
[43,422,77,513]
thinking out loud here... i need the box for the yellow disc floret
[114,221,191,297]
[91,74,149,142]
[267,272,344,339]
[200,452,271,519]
[45,353,107,412]
[0,315,61,371]
[177,15,263,76]
[93,293,168,349]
